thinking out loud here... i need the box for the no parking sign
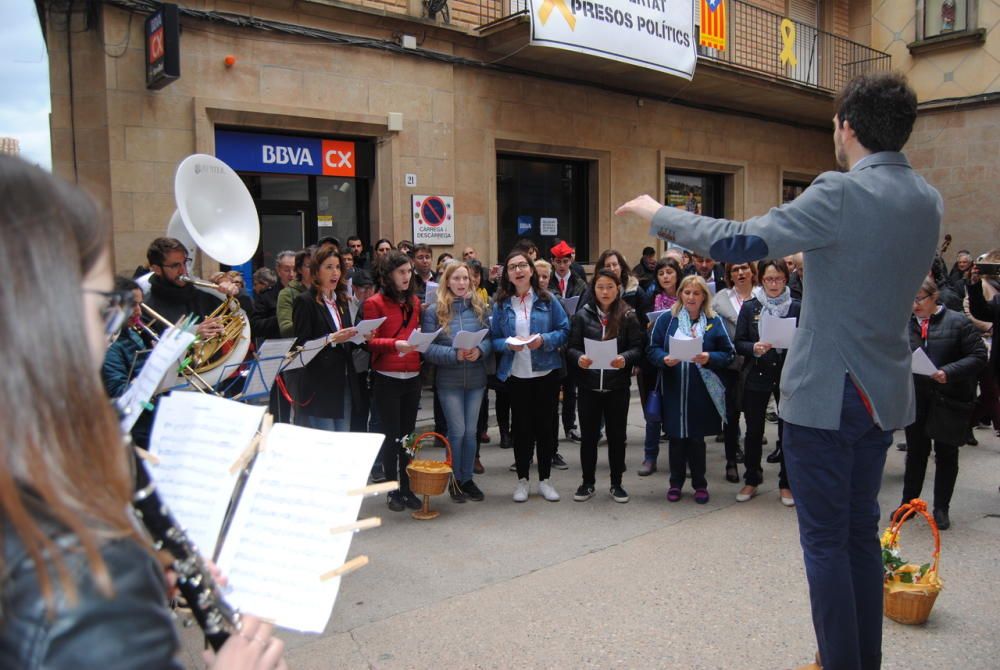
[412,195,455,245]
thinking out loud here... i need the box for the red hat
[550,241,575,258]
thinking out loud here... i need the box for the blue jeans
[783,376,892,670]
[299,391,352,432]
[437,385,485,484]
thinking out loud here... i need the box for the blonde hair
[533,258,552,273]
[671,274,717,318]
[436,261,488,334]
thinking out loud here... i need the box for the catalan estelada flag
[700,0,727,51]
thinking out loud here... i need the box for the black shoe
[966,433,978,446]
[734,447,745,464]
[573,484,595,501]
[461,480,485,501]
[610,484,630,503]
[933,508,951,530]
[766,446,783,464]
[449,478,467,503]
[765,410,779,424]
[552,453,569,470]
[387,491,405,512]
[896,442,908,452]
[714,433,724,443]
[761,436,768,446]
[566,428,582,442]
[725,462,739,483]
[660,432,668,442]
[370,464,387,483]
[403,491,423,510]
[499,433,512,449]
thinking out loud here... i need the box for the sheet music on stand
[283,335,329,371]
[239,338,296,401]
[117,325,196,433]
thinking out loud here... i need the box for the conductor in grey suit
[617,73,942,670]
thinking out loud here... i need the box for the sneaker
[386,491,405,512]
[473,458,485,474]
[765,410,779,424]
[610,485,630,503]
[566,427,582,442]
[667,486,682,502]
[370,464,387,483]
[694,488,710,504]
[552,453,569,470]
[403,491,423,510]
[513,478,529,503]
[573,484,596,501]
[461,480,485,501]
[538,479,560,502]
[449,478,467,503]
[638,460,657,476]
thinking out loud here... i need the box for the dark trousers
[743,385,789,489]
[782,376,891,670]
[350,371,372,433]
[508,371,560,480]
[372,374,421,494]
[560,367,578,433]
[720,369,741,464]
[971,366,1000,430]
[579,387,629,487]
[488,375,511,439]
[903,394,960,511]
[668,438,707,489]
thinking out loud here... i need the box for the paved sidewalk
[179,395,1000,669]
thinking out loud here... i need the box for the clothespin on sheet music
[319,555,369,582]
[329,517,381,536]
[229,412,273,475]
[346,481,399,497]
[134,446,161,466]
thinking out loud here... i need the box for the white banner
[529,0,696,79]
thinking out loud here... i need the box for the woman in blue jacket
[648,274,735,504]
[490,250,570,504]
[423,261,493,503]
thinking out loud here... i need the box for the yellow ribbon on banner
[780,18,798,66]
[539,0,576,29]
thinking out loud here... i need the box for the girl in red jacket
[363,250,424,511]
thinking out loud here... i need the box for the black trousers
[508,371,560,480]
[487,374,511,439]
[720,369,741,464]
[372,374,421,494]
[579,387,630,487]
[903,396,960,511]
[560,366,578,433]
[350,371,372,433]
[669,437,707,490]
[743,385,789,489]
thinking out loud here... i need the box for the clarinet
[131,453,239,651]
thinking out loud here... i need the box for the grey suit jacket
[650,152,942,430]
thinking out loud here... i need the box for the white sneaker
[780,488,795,507]
[513,478,529,503]
[538,479,560,502]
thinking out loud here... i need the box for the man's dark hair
[317,236,341,250]
[114,275,140,293]
[512,238,538,257]
[146,237,187,267]
[413,244,432,257]
[294,247,315,280]
[642,246,656,257]
[347,235,362,245]
[352,269,374,287]
[835,72,917,153]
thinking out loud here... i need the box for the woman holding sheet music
[292,248,361,432]
[648,275,735,504]
[567,269,644,503]
[364,250,424,513]
[0,156,285,669]
[422,262,492,503]
[490,251,570,504]
[733,259,802,506]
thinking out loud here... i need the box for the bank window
[315,176,359,247]
[924,0,967,36]
[782,179,811,203]
[664,171,723,218]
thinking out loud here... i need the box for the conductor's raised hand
[615,195,662,224]
[205,615,287,670]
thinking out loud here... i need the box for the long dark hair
[595,249,631,289]
[590,268,628,340]
[653,258,683,297]
[309,246,349,308]
[0,156,142,611]
[494,250,550,304]
[378,250,416,306]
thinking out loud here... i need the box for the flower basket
[881,499,942,625]
[403,432,452,520]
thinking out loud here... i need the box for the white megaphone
[173,154,259,266]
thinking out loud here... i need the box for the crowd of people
[109,224,995,528]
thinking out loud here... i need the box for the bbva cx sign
[215,130,375,178]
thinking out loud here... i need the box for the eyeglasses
[913,294,932,304]
[732,267,751,274]
[507,262,531,272]
[762,276,786,284]
[86,289,137,340]
[159,258,192,272]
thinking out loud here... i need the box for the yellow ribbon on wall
[539,0,576,29]
[780,18,798,66]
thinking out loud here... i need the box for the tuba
[975,249,1000,278]
[150,154,260,391]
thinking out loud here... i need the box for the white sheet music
[117,326,196,433]
[759,313,797,349]
[283,335,329,371]
[399,327,442,356]
[216,426,383,633]
[243,338,297,397]
[347,317,386,345]
[911,347,939,376]
[646,309,670,326]
[669,333,703,362]
[584,338,619,370]
[560,295,581,317]
[452,328,489,350]
[147,393,265,554]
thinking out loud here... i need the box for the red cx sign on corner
[322,140,355,177]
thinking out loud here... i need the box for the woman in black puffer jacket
[900,277,987,530]
[567,269,645,504]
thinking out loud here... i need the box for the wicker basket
[405,431,453,496]
[883,499,942,625]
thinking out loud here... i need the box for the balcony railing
[474,0,890,95]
